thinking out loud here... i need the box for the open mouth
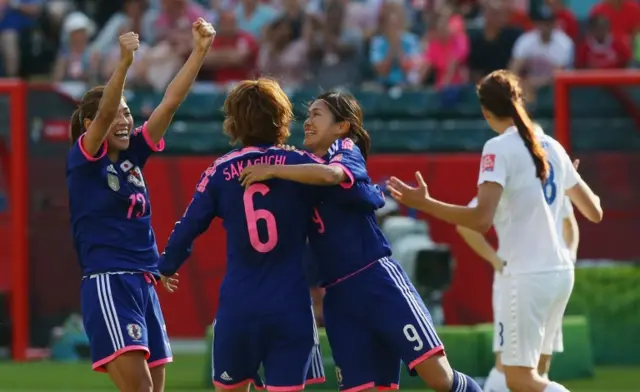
[304,128,315,137]
[114,128,130,141]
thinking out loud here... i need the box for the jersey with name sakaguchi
[308,138,390,286]
[478,126,580,274]
[67,123,164,276]
[159,146,331,315]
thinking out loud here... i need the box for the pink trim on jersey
[329,163,354,189]
[210,146,326,177]
[377,383,399,390]
[137,122,165,152]
[214,379,260,390]
[324,260,378,289]
[92,345,150,372]
[78,134,108,162]
[407,345,445,370]
[266,384,305,392]
[148,356,173,368]
[342,382,375,392]
[306,377,326,385]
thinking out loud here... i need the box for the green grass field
[0,355,637,391]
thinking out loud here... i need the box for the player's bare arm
[456,225,503,273]
[239,164,346,188]
[81,32,138,156]
[145,18,215,143]
[565,160,603,223]
[388,172,502,233]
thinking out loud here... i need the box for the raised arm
[81,32,138,156]
[144,18,215,144]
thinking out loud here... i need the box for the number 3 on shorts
[243,184,278,253]
[403,324,424,351]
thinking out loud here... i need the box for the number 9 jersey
[477,125,580,274]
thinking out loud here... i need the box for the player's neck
[107,150,120,162]
[494,120,514,134]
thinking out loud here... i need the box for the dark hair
[70,86,106,145]
[476,70,548,181]
[314,91,371,161]
[223,78,293,146]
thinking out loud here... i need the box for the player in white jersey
[457,195,578,392]
[387,70,602,392]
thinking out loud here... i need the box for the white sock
[543,381,570,392]
[483,367,508,392]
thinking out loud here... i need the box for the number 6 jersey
[66,122,165,276]
[477,125,580,274]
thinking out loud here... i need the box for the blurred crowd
[1,0,639,95]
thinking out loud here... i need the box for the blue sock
[450,370,482,392]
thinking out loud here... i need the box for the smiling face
[303,99,347,155]
[104,99,134,151]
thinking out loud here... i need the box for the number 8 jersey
[66,122,164,276]
[477,125,580,274]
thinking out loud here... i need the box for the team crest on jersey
[128,167,146,189]
[481,154,496,172]
[120,160,134,172]
[107,174,120,191]
[335,367,343,385]
[127,323,142,340]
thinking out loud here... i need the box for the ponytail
[70,109,84,146]
[511,102,549,182]
[351,127,371,162]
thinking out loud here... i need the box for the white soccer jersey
[477,126,580,274]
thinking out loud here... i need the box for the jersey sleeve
[477,140,508,188]
[67,134,108,171]
[158,164,218,276]
[127,122,166,169]
[326,182,386,210]
[328,139,367,189]
[559,146,581,190]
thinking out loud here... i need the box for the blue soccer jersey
[308,138,391,285]
[67,122,164,275]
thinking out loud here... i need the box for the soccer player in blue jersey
[66,20,214,392]
[239,91,482,392]
[158,78,371,392]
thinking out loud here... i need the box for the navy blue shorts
[211,306,325,391]
[81,272,172,372]
[323,257,444,391]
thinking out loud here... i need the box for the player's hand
[192,18,216,53]
[277,144,297,151]
[160,273,179,293]
[572,159,580,170]
[491,259,504,274]
[239,165,276,188]
[119,32,140,65]
[386,171,430,209]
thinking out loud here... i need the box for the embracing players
[158,78,383,392]
[67,20,214,392]
[388,70,603,392]
[240,91,483,392]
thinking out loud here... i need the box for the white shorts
[496,269,573,367]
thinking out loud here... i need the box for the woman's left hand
[160,273,179,293]
[239,165,276,188]
[386,171,430,209]
[192,18,216,53]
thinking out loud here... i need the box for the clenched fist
[119,32,140,65]
[192,18,216,53]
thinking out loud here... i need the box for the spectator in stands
[418,9,469,89]
[91,0,157,55]
[52,11,98,82]
[501,0,533,31]
[468,0,522,82]
[280,0,305,40]
[306,0,363,89]
[204,10,258,85]
[589,0,640,46]
[369,0,420,88]
[543,0,578,42]
[576,15,631,69]
[0,0,43,77]
[258,16,309,90]
[509,6,573,100]
[234,0,278,39]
